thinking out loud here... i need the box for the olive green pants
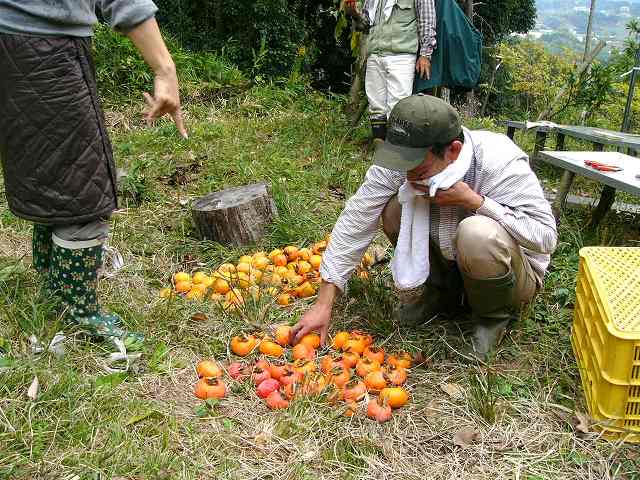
[381,196,538,307]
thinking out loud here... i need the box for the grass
[1,84,640,479]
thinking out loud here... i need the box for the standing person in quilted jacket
[0,1,187,345]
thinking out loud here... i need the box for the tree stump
[192,183,278,246]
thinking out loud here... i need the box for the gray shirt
[0,0,158,37]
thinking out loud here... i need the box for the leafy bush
[93,23,248,101]
[154,0,350,83]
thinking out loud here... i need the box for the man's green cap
[373,94,462,172]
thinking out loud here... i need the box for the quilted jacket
[0,34,118,224]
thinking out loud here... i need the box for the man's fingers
[293,325,311,345]
[171,108,189,139]
[143,92,155,108]
[291,321,304,338]
[319,326,328,347]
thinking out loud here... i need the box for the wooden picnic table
[504,120,640,225]
[538,151,640,225]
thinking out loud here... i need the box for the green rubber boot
[49,239,143,348]
[462,270,517,360]
[32,224,54,295]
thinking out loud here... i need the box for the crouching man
[292,94,557,359]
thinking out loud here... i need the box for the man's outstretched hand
[290,281,338,346]
[291,303,332,346]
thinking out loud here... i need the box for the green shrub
[93,23,248,102]
[154,0,343,80]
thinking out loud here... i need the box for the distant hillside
[532,0,639,57]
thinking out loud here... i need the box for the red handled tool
[584,160,623,172]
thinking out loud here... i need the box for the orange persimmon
[331,331,350,350]
[194,378,226,399]
[356,357,381,378]
[230,335,258,357]
[343,379,367,402]
[363,346,385,364]
[196,360,223,379]
[259,339,284,358]
[364,370,388,392]
[380,387,409,408]
[299,332,321,349]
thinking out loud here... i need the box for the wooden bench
[538,151,640,226]
[504,120,640,225]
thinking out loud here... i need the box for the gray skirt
[0,33,118,224]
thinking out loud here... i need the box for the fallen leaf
[191,312,207,322]
[572,411,590,434]
[412,350,427,366]
[453,428,480,448]
[441,383,465,400]
[27,376,39,401]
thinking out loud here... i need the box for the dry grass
[1,85,639,479]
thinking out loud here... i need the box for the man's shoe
[462,270,517,360]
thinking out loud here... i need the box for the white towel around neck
[390,149,473,290]
[368,0,397,23]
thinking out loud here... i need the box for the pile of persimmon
[193,326,412,423]
[161,236,375,309]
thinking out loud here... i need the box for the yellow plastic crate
[571,247,640,442]
[572,323,640,442]
[574,247,640,385]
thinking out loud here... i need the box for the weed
[467,368,499,424]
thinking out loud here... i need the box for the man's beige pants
[382,197,538,307]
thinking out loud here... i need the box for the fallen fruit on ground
[356,357,381,377]
[252,367,271,386]
[259,339,284,357]
[230,335,258,357]
[385,366,408,385]
[299,333,321,349]
[274,325,292,346]
[380,387,409,408]
[327,367,351,388]
[292,343,315,361]
[192,271,208,285]
[364,370,388,392]
[343,379,367,402]
[256,378,281,398]
[363,346,385,364]
[196,360,222,378]
[331,331,350,350]
[192,326,412,419]
[341,351,360,369]
[265,390,289,409]
[194,378,226,399]
[173,272,190,283]
[160,239,377,307]
[228,362,249,380]
[367,397,392,422]
[388,352,412,369]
